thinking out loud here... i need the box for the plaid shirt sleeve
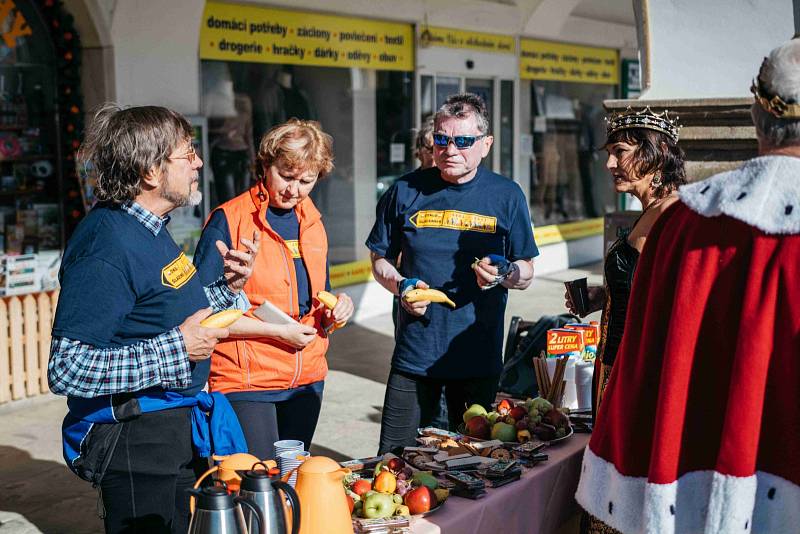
[47,329,191,398]
[204,275,237,312]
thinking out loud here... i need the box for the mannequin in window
[209,92,255,204]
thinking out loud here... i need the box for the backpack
[498,314,578,398]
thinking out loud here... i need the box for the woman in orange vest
[194,119,354,459]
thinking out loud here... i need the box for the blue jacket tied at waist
[62,390,247,484]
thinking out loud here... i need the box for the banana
[403,289,456,308]
[317,290,347,329]
[200,309,243,328]
[317,290,339,309]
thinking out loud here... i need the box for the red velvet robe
[576,199,800,533]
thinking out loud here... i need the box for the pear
[462,403,488,424]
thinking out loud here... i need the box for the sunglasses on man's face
[432,133,487,149]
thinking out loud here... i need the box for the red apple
[387,457,406,474]
[465,415,490,439]
[404,485,436,515]
[509,406,527,421]
[351,478,372,497]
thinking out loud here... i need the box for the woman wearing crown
[576,39,800,534]
[565,106,686,415]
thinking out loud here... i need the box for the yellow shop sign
[520,38,618,84]
[419,26,514,54]
[200,2,414,71]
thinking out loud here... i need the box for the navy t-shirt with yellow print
[366,166,539,379]
[52,202,212,395]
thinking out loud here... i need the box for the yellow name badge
[410,210,497,234]
[161,252,197,289]
[285,239,302,259]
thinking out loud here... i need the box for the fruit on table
[351,478,372,497]
[200,309,243,328]
[403,288,456,308]
[465,415,491,439]
[543,408,570,429]
[373,470,397,494]
[347,494,355,514]
[405,485,436,515]
[353,500,363,516]
[387,457,406,474]
[363,492,397,519]
[529,397,553,415]
[433,488,450,504]
[509,406,527,421]
[395,505,411,517]
[517,429,532,443]
[462,403,488,424]
[373,461,386,478]
[395,479,410,496]
[411,471,439,491]
[486,411,501,425]
[532,423,557,441]
[491,421,517,442]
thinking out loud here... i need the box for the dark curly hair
[605,128,686,198]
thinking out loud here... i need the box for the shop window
[0,1,59,255]
[201,60,413,263]
[529,81,616,225]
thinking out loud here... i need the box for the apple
[363,492,396,519]
[462,403,488,424]
[405,485,437,515]
[351,478,372,497]
[465,415,490,439]
[387,457,405,474]
[486,411,501,425]
[373,470,397,494]
[491,421,517,442]
[509,406,527,421]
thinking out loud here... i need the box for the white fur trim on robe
[575,447,800,534]
[680,155,800,235]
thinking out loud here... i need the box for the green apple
[486,411,501,425]
[491,421,517,442]
[462,403,488,424]
[363,492,396,519]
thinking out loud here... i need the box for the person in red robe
[576,38,800,533]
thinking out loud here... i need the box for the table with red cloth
[410,434,589,534]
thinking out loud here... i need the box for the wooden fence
[0,290,58,404]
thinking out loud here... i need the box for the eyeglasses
[169,145,197,164]
[432,133,487,149]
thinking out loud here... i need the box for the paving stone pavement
[0,263,602,533]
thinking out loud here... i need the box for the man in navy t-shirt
[367,93,538,453]
[48,104,258,533]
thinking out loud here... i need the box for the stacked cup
[275,440,307,487]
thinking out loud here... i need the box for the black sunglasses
[432,133,487,149]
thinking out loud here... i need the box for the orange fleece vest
[208,182,330,393]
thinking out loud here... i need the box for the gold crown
[751,77,800,119]
[605,106,681,143]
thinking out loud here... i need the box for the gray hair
[79,103,193,203]
[434,93,490,135]
[751,39,800,148]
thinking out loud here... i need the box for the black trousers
[378,369,499,454]
[99,407,196,534]
[229,389,324,460]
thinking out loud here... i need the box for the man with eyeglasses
[367,93,538,453]
[48,104,258,533]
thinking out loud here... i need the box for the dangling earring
[651,175,663,189]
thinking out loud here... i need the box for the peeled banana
[200,309,243,328]
[403,289,456,308]
[317,290,347,329]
